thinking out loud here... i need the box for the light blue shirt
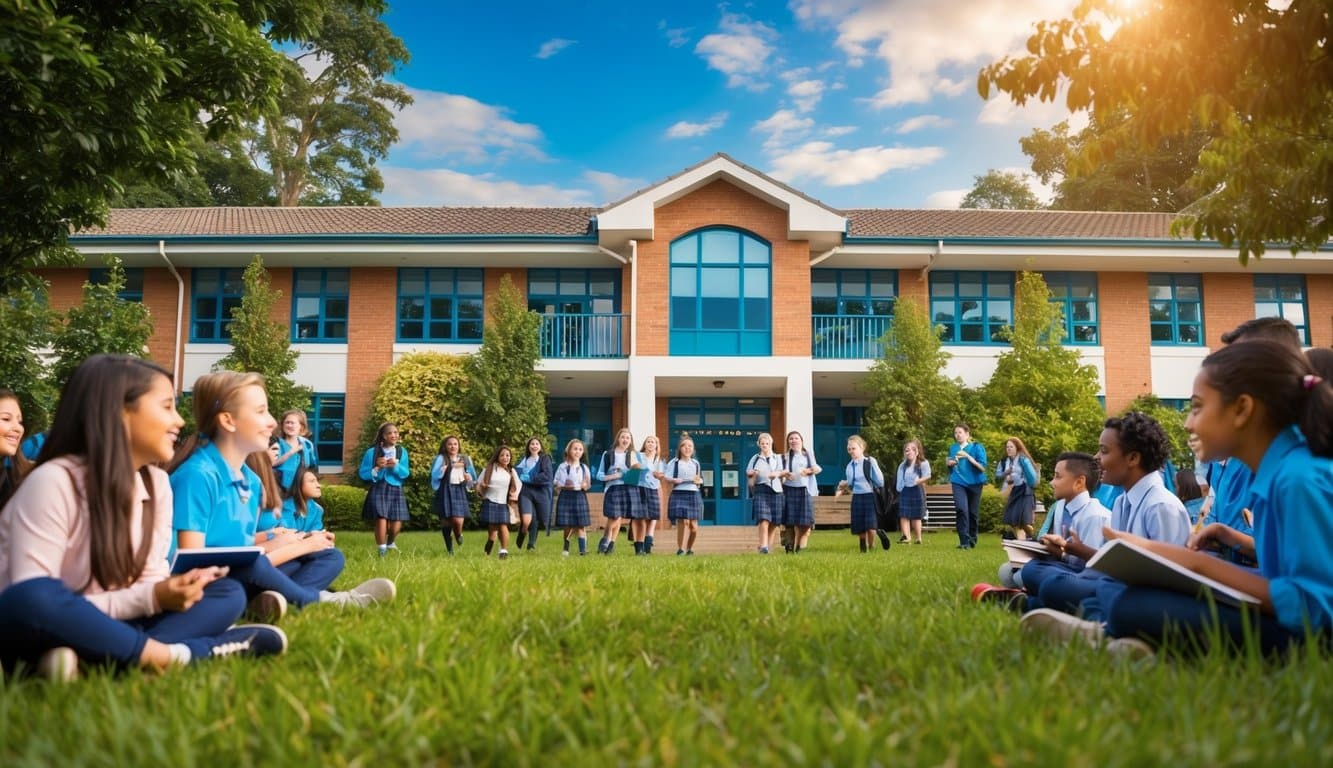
[280,496,324,533]
[170,441,261,548]
[1057,491,1112,569]
[947,441,987,487]
[638,458,664,490]
[596,450,640,487]
[1250,427,1333,633]
[783,449,821,496]
[1109,471,1191,545]
[665,458,700,492]
[359,445,410,486]
[553,461,589,491]
[895,460,931,493]
[748,453,784,494]
[844,457,884,494]
[430,454,477,491]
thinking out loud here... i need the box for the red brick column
[344,267,396,465]
[1099,272,1153,411]
[1306,274,1332,348]
[1202,273,1253,348]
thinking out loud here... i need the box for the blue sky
[375,0,1086,209]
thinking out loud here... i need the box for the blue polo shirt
[170,441,261,548]
[281,496,325,533]
[1250,427,1333,633]
[274,436,318,490]
[947,441,988,486]
[1210,458,1255,536]
[1110,471,1191,545]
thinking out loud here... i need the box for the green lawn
[3,530,1331,766]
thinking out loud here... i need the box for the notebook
[1085,538,1262,608]
[170,546,264,575]
[1002,539,1056,565]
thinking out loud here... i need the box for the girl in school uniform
[1174,469,1206,525]
[0,389,30,510]
[946,423,988,549]
[282,467,326,534]
[0,355,285,679]
[595,428,641,555]
[746,433,785,554]
[896,439,930,545]
[359,422,411,557]
[664,436,703,556]
[430,436,477,555]
[835,435,886,553]
[781,431,820,554]
[477,445,521,559]
[633,435,666,556]
[998,437,1039,540]
[272,409,318,497]
[171,371,393,623]
[515,437,553,551]
[553,439,592,556]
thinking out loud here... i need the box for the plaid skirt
[555,490,591,528]
[898,484,926,521]
[1003,484,1036,526]
[850,492,878,534]
[752,485,783,524]
[434,482,470,519]
[668,490,701,521]
[366,481,410,521]
[480,499,511,526]
[632,486,662,520]
[602,484,636,520]
[782,488,814,527]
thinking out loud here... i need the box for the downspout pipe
[921,239,943,279]
[809,245,840,267]
[158,240,185,392]
[628,240,638,357]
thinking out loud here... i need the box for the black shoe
[485,540,494,555]
[877,530,892,550]
[516,531,526,550]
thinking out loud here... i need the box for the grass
[3,529,1332,766]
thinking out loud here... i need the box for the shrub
[978,486,1005,534]
[321,483,367,531]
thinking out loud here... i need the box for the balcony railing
[539,313,628,359]
[812,315,890,359]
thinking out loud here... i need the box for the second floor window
[291,269,349,342]
[397,268,484,342]
[929,271,1013,344]
[191,268,244,341]
[1148,274,1203,345]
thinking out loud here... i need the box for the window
[397,268,484,342]
[813,400,866,494]
[527,269,620,314]
[811,270,897,358]
[1254,275,1309,344]
[291,269,349,342]
[89,267,145,302]
[548,398,612,491]
[1042,272,1099,344]
[1148,274,1204,345]
[929,271,1014,344]
[191,268,245,341]
[669,228,771,355]
[305,394,345,466]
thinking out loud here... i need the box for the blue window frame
[929,271,1014,344]
[548,398,612,491]
[527,269,620,314]
[812,399,866,494]
[305,394,345,466]
[811,269,897,358]
[291,269,349,342]
[397,268,484,342]
[89,267,145,302]
[1254,275,1309,345]
[1148,274,1204,345]
[669,228,771,356]
[1042,272,1099,345]
[191,267,245,341]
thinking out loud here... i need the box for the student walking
[478,445,522,559]
[360,423,411,557]
[896,439,930,545]
[664,436,703,556]
[634,436,666,555]
[595,428,641,555]
[998,437,1039,540]
[430,436,477,555]
[554,439,592,556]
[946,424,988,549]
[781,431,820,553]
[515,437,553,551]
[747,433,785,554]
[835,435,885,553]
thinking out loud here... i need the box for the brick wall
[898,268,928,307]
[1307,274,1333,347]
[1099,272,1153,410]
[267,268,293,326]
[36,268,85,313]
[344,267,396,465]
[484,268,527,329]
[1202,273,1254,347]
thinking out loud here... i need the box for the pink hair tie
[1304,375,1325,390]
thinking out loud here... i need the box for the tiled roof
[83,206,598,237]
[844,208,1178,239]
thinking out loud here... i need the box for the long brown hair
[245,450,283,513]
[480,444,518,498]
[167,371,266,473]
[40,355,172,591]
[0,390,30,510]
[289,466,320,518]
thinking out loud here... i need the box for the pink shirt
[0,457,170,619]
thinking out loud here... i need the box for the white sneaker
[321,590,372,608]
[247,590,288,623]
[348,577,397,604]
[1107,636,1156,661]
[1019,608,1104,646]
[386,542,399,551]
[37,647,78,682]
[207,624,288,660]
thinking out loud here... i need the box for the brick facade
[344,267,397,465]
[1099,272,1153,411]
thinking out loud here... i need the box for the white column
[626,358,657,439]
[783,370,814,443]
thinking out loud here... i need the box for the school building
[56,153,1333,525]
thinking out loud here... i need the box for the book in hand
[620,467,646,486]
[170,546,264,575]
[1002,538,1056,565]
[1085,538,1262,608]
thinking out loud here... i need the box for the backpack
[866,458,899,531]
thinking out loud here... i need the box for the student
[478,445,521,559]
[553,439,592,557]
[633,436,666,555]
[835,435,885,553]
[998,437,1039,540]
[746,433,785,554]
[272,409,318,497]
[664,436,703,556]
[895,439,930,545]
[595,428,641,555]
[282,467,326,534]
[250,445,286,536]
[359,422,411,557]
[0,389,30,510]
[946,423,988,549]
[171,371,393,621]
[781,431,820,553]
[430,435,477,555]
[0,355,285,679]
[1175,469,1205,525]
[515,437,552,551]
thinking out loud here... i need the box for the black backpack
[869,458,899,531]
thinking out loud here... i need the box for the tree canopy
[462,275,548,459]
[979,0,1333,262]
[48,261,154,396]
[215,256,313,418]
[960,169,1044,210]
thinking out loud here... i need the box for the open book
[1086,538,1262,608]
[1002,539,1056,565]
[170,546,264,575]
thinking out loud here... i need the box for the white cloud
[694,13,777,91]
[582,170,646,204]
[787,79,825,112]
[824,125,858,137]
[923,188,969,208]
[658,19,692,47]
[380,167,593,206]
[752,109,815,149]
[767,141,945,186]
[977,88,1091,130]
[895,114,953,134]
[535,38,576,59]
[393,87,546,163]
[665,111,729,139]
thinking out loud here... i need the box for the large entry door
[668,398,769,526]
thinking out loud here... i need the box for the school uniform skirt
[602,484,635,520]
[752,485,783,524]
[634,486,662,520]
[365,481,410,521]
[435,483,470,519]
[898,484,926,521]
[668,490,702,521]
[480,499,511,526]
[782,486,814,527]
[850,492,878,534]
[1003,483,1036,526]
[555,490,591,528]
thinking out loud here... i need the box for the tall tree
[979,0,1333,262]
[112,134,276,208]
[256,0,412,206]
[0,283,57,433]
[48,261,154,395]
[463,275,548,458]
[960,169,1044,210]
[215,256,313,417]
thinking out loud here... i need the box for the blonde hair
[280,409,310,437]
[846,434,868,452]
[168,371,267,472]
[640,435,659,456]
[563,438,586,464]
[675,436,695,461]
[756,432,774,451]
[613,427,634,449]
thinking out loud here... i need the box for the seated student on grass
[250,445,286,536]
[1175,469,1205,526]
[282,467,326,534]
[0,389,31,510]
[170,371,394,623]
[0,355,285,680]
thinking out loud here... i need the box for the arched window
[669,228,771,355]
